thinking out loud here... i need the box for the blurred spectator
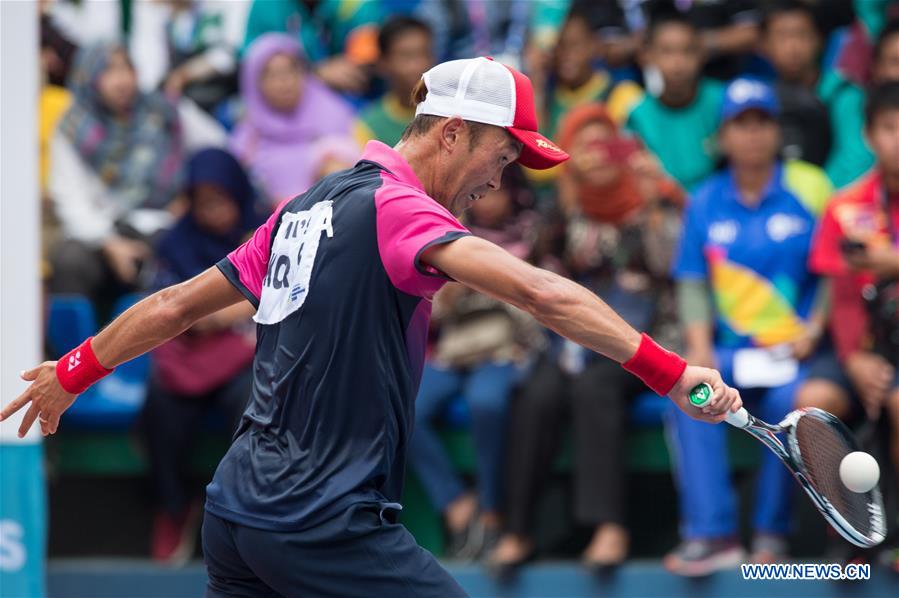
[800,83,899,569]
[667,79,832,575]
[39,16,76,270]
[142,148,261,565]
[230,33,355,204]
[40,9,78,88]
[760,0,874,189]
[542,8,642,137]
[625,12,724,191]
[242,0,381,95]
[309,135,363,181]
[48,42,226,310]
[129,0,245,113]
[408,166,544,560]
[42,0,121,46]
[759,1,832,168]
[641,0,761,81]
[413,0,530,66]
[836,0,899,87]
[354,16,434,148]
[489,104,684,573]
[525,8,643,190]
[872,19,899,85]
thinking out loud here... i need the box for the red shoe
[151,502,201,566]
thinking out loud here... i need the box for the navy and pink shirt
[207,141,470,531]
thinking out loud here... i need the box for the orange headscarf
[557,103,683,224]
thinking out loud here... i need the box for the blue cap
[721,78,779,122]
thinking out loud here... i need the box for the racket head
[785,408,886,548]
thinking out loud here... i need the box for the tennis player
[2,57,741,597]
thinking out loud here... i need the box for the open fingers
[0,387,34,422]
[18,403,41,438]
[47,411,61,435]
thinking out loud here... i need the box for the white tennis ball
[839,451,880,494]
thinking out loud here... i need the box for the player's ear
[439,117,465,153]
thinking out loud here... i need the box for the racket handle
[689,383,750,428]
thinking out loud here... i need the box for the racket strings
[793,415,875,537]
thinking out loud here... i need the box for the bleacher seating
[47,294,149,428]
[45,296,759,556]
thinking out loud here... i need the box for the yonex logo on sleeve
[67,350,82,372]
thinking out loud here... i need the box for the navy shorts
[202,504,467,597]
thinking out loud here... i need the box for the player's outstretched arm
[0,267,246,437]
[422,236,741,423]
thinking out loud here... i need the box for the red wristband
[622,333,687,396]
[56,337,114,394]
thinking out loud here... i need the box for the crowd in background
[37,0,899,578]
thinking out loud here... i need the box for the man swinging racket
[1,57,742,597]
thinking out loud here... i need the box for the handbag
[153,329,255,396]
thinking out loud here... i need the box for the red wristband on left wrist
[56,337,114,394]
[622,333,687,396]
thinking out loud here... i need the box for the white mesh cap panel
[416,58,516,126]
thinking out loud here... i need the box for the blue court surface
[47,559,899,597]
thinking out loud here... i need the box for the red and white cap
[415,57,570,170]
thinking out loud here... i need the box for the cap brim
[506,127,570,170]
[723,101,778,122]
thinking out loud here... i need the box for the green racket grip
[689,383,750,428]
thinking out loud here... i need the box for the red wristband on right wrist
[622,333,687,396]
[56,337,114,394]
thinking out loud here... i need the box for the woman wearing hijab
[141,147,264,565]
[229,33,356,204]
[489,103,685,572]
[48,41,225,308]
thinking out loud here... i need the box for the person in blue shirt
[666,78,833,576]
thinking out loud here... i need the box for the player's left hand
[668,365,742,424]
[0,362,76,438]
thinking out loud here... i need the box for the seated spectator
[835,0,899,87]
[872,19,899,85]
[230,33,355,204]
[48,42,226,311]
[541,8,642,138]
[489,104,684,573]
[141,148,263,565]
[758,1,832,168]
[43,0,121,46]
[309,135,363,181]
[760,0,874,189]
[129,0,243,113]
[525,8,642,192]
[354,16,434,148]
[39,15,76,271]
[625,12,724,191]
[413,0,531,65]
[666,79,833,576]
[798,82,899,569]
[641,0,761,81]
[242,0,381,95]
[408,166,544,561]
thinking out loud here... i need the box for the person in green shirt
[354,16,434,148]
[243,0,381,95]
[760,0,874,189]
[626,12,725,192]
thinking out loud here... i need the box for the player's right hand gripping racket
[689,383,886,547]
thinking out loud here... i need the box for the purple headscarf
[229,33,355,202]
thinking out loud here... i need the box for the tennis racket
[689,383,887,548]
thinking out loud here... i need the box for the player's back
[207,142,470,532]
